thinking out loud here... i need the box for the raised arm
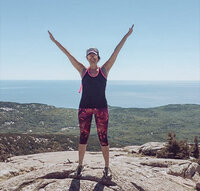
[102,25,134,75]
[48,31,85,76]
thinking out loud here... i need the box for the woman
[48,25,134,179]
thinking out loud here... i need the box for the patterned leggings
[78,108,109,146]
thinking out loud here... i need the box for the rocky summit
[0,144,200,191]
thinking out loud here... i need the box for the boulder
[139,142,166,156]
[185,162,200,178]
[167,162,200,179]
[123,145,141,154]
[167,163,190,177]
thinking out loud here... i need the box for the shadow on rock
[39,170,118,190]
[69,175,118,190]
[69,178,80,191]
[99,176,117,187]
[40,170,74,179]
[93,182,105,191]
[131,182,146,191]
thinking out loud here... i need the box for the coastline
[0,80,199,109]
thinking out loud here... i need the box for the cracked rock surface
[0,147,199,191]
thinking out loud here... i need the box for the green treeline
[0,102,200,146]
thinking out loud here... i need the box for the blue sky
[0,0,199,80]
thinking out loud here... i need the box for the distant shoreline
[0,100,200,110]
[0,80,199,109]
[1,79,200,82]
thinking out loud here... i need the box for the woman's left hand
[127,24,134,36]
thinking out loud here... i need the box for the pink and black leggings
[78,108,109,146]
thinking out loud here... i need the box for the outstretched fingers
[127,24,134,36]
[48,30,52,37]
[130,24,134,29]
[48,30,55,42]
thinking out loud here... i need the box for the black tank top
[79,67,107,108]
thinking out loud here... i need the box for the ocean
[0,80,199,109]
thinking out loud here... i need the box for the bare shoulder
[100,65,108,78]
[80,67,87,78]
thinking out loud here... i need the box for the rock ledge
[0,146,199,191]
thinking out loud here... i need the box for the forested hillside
[0,101,199,146]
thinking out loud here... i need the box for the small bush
[157,132,190,159]
[190,136,199,159]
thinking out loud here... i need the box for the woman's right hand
[48,30,56,42]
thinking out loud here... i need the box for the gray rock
[167,162,190,177]
[185,162,200,178]
[139,142,166,156]
[167,162,200,179]
[0,147,199,191]
[197,164,200,175]
[196,182,200,191]
[123,145,141,154]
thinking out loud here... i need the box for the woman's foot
[74,164,84,177]
[103,167,112,179]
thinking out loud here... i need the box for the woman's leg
[78,144,87,165]
[78,108,93,165]
[101,145,109,167]
[94,108,109,167]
